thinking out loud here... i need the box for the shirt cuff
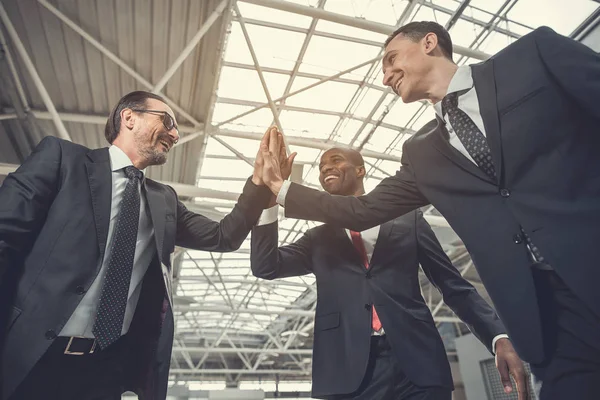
[276,181,292,206]
[492,334,509,354]
[256,205,279,226]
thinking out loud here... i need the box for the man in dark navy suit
[257,21,600,400]
[251,147,526,400]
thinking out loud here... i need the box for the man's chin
[146,152,168,166]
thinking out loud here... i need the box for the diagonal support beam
[233,2,288,152]
[0,27,29,112]
[152,0,228,92]
[0,3,71,141]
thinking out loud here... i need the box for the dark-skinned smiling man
[250,143,522,400]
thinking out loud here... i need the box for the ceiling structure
[1,0,599,392]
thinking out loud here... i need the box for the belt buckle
[64,336,96,356]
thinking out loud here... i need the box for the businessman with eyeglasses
[0,91,275,400]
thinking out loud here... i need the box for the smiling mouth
[324,175,339,184]
[158,140,171,151]
[395,78,403,93]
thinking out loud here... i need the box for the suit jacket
[0,136,271,400]
[251,210,505,398]
[281,27,600,365]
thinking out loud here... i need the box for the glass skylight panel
[278,110,340,137]
[449,19,487,48]
[330,118,365,144]
[299,36,381,75]
[507,0,598,35]
[351,88,390,119]
[412,4,451,26]
[217,67,289,102]
[477,32,516,55]
[287,78,359,113]
[212,103,274,129]
[468,0,512,13]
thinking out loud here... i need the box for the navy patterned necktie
[93,166,143,349]
[442,91,497,180]
[442,92,545,263]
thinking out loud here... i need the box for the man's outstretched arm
[260,128,429,231]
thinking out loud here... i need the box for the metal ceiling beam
[0,3,71,141]
[222,61,385,90]
[233,2,285,150]
[422,0,522,40]
[238,0,491,60]
[172,347,312,355]
[234,16,383,47]
[0,27,29,111]
[152,0,228,92]
[215,128,402,162]
[213,55,383,127]
[215,97,412,134]
[26,110,202,133]
[0,113,17,121]
[445,0,472,30]
[36,0,203,129]
[170,369,309,375]
[272,0,326,128]
[35,0,258,168]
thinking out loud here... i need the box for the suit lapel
[369,221,394,269]
[86,148,112,260]
[329,226,367,271]
[145,180,166,263]
[430,116,495,184]
[472,61,503,184]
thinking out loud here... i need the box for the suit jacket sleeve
[534,26,600,121]
[415,210,505,354]
[251,221,313,280]
[0,136,62,285]
[284,145,429,231]
[174,178,272,252]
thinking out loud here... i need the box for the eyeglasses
[131,109,179,136]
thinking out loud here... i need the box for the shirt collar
[108,145,146,177]
[432,65,474,117]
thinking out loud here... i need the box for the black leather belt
[56,336,97,356]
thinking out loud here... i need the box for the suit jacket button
[45,330,57,340]
[513,234,523,244]
[365,271,371,279]
[76,286,86,295]
[364,304,371,310]
[500,188,510,197]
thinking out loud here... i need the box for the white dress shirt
[60,145,156,338]
[257,205,507,351]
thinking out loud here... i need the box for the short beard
[134,133,168,166]
[140,147,167,166]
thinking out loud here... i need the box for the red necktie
[350,230,382,332]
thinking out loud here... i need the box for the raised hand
[278,129,297,181]
[260,126,294,196]
[252,127,272,186]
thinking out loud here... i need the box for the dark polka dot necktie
[442,92,545,263]
[442,91,497,180]
[93,166,143,349]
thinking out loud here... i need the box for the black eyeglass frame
[131,109,179,139]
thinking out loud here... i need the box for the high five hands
[252,126,297,198]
